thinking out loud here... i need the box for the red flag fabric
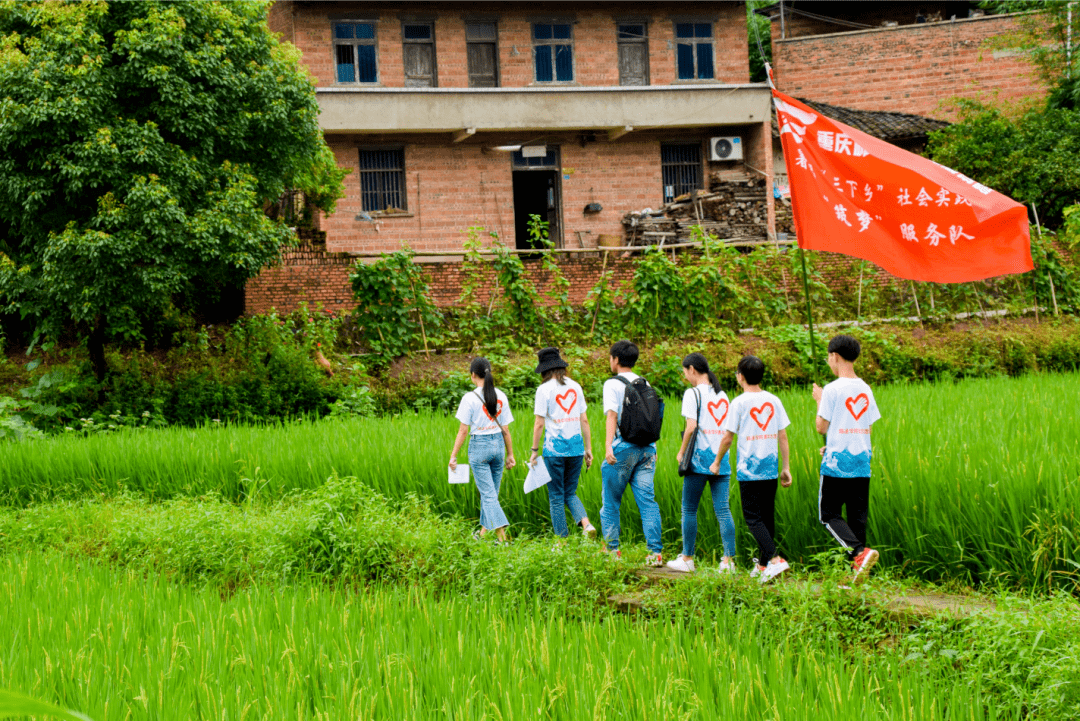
[774,90,1032,282]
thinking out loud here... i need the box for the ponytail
[470,357,499,418]
[682,352,721,394]
[706,369,721,394]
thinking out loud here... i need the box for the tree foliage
[0,0,345,378]
[927,101,1080,227]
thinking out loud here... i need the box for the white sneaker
[759,558,790,584]
[644,552,664,568]
[582,523,598,540]
[666,556,696,573]
[749,559,763,578]
[718,559,737,575]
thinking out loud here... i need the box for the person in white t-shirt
[667,353,737,574]
[813,334,882,585]
[528,347,597,539]
[710,355,792,584]
[450,357,516,542]
[599,339,664,566]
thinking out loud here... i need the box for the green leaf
[0,689,94,721]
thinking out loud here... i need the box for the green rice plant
[0,689,92,720]
[0,373,1077,590]
[0,552,1014,721]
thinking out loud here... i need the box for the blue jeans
[681,473,736,558]
[600,443,662,553]
[544,455,587,537]
[468,433,509,531]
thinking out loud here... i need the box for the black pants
[818,475,870,560]
[738,478,778,563]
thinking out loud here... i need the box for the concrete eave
[316,84,772,134]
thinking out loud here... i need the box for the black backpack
[613,376,664,447]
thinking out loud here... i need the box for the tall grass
[0,553,1013,721]
[0,374,1077,588]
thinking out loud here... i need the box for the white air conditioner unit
[709,136,743,161]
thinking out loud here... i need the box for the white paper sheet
[448,464,470,485]
[523,458,552,494]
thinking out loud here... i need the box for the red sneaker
[851,548,879,585]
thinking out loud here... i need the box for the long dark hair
[683,353,721,394]
[470,357,498,418]
[541,368,567,385]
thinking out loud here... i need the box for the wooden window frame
[465,21,499,88]
[332,20,379,85]
[401,21,437,87]
[616,22,649,86]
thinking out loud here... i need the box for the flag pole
[799,245,819,378]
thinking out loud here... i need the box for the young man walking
[600,339,664,566]
[813,334,882,585]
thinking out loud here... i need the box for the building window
[359,149,406,212]
[617,24,649,86]
[661,143,703,202]
[675,23,714,80]
[466,22,499,87]
[533,23,573,82]
[402,22,436,87]
[334,22,377,84]
[512,146,559,169]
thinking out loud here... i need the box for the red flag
[774,90,1032,282]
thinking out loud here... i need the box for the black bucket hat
[535,347,569,375]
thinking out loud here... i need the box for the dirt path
[609,567,999,621]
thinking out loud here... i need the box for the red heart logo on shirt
[707,399,729,426]
[555,389,577,414]
[482,400,504,421]
[750,402,774,431]
[845,393,869,421]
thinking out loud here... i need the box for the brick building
[759,1,1046,120]
[248,1,780,314]
[267,1,774,255]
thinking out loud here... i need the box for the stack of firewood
[621,176,770,245]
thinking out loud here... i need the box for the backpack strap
[473,389,502,428]
[612,375,640,402]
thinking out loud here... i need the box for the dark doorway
[512,170,559,250]
[511,146,562,250]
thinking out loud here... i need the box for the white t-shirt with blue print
[602,372,656,450]
[818,377,880,478]
[723,390,790,481]
[681,384,731,476]
[534,377,587,457]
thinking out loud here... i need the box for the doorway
[510,147,562,250]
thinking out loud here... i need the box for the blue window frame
[675,23,714,80]
[334,22,377,83]
[533,23,573,82]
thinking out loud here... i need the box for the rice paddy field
[0,553,1018,721]
[0,373,1076,590]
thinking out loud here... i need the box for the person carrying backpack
[600,339,665,566]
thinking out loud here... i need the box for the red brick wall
[244,244,915,317]
[286,1,749,88]
[320,132,763,254]
[771,14,1045,120]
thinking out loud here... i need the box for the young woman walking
[528,347,597,538]
[668,352,738,574]
[450,357,516,541]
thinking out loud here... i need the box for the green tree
[746,1,773,83]
[0,0,346,380]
